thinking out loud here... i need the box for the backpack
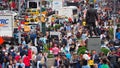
[40,56,45,65]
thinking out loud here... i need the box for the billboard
[0,15,13,37]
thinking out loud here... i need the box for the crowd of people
[0,0,120,68]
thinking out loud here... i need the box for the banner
[0,15,13,37]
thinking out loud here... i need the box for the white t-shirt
[83,54,90,60]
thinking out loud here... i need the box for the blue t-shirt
[66,53,71,60]
[116,32,120,40]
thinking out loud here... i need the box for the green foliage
[117,24,120,27]
[109,28,113,35]
[77,46,87,55]
[47,53,54,58]
[46,24,61,31]
[46,27,51,31]
[100,47,110,55]
[54,24,61,29]
[47,26,54,31]
[109,28,114,39]
[43,44,49,53]
[43,44,54,58]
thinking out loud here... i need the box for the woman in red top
[23,54,31,68]
[15,52,21,62]
[28,48,32,60]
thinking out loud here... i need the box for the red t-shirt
[28,49,32,60]
[15,55,21,62]
[52,47,60,55]
[23,56,30,66]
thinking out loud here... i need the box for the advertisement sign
[24,25,31,32]
[52,0,63,11]
[0,15,13,37]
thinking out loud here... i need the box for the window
[73,9,77,15]
[29,2,37,8]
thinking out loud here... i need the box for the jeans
[82,65,90,68]
[76,61,81,68]
[2,63,7,68]
[25,66,30,68]
[37,61,42,68]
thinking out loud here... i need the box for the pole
[18,0,21,44]
[113,0,116,41]
[40,0,46,35]
[40,0,42,32]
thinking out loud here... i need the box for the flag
[9,0,16,9]
[0,37,4,45]
[10,1,16,9]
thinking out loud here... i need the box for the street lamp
[113,0,117,41]
[18,0,21,44]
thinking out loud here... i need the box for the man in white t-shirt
[83,51,90,60]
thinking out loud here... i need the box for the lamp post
[113,0,117,41]
[40,0,46,35]
[18,0,21,44]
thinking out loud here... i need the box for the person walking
[23,53,31,68]
[36,51,42,68]
[86,3,99,37]
[52,44,60,57]
[101,59,110,68]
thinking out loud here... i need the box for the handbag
[40,56,45,65]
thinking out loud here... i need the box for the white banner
[0,15,13,37]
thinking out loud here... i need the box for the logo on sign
[0,19,9,24]
[0,19,9,27]
[54,2,59,4]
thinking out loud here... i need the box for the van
[58,6,78,22]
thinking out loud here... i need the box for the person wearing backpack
[23,53,30,68]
